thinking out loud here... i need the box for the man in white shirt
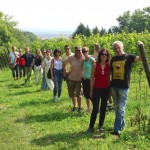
[9,46,19,80]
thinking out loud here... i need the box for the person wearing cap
[63,45,84,112]
[51,49,63,101]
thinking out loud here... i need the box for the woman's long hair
[97,48,110,63]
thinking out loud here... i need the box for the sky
[0,0,150,33]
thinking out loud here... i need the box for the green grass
[0,69,150,150]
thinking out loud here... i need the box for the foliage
[0,11,37,52]
[114,7,150,33]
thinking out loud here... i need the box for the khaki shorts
[68,80,82,97]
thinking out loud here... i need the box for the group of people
[9,41,143,136]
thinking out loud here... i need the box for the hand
[137,41,143,46]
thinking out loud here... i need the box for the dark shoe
[110,131,121,136]
[78,107,82,113]
[85,128,94,133]
[72,107,77,112]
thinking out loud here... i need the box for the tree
[92,26,99,35]
[72,23,86,38]
[85,25,91,37]
[113,7,150,33]
[99,27,106,36]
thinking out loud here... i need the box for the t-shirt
[62,53,74,72]
[82,57,94,79]
[64,55,84,81]
[110,53,136,88]
[93,63,109,88]
[9,51,19,65]
[21,53,35,67]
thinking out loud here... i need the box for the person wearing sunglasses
[86,49,110,133]
[82,47,95,112]
[63,45,84,112]
[62,45,74,94]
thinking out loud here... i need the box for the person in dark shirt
[21,47,34,84]
[110,41,143,136]
[33,49,43,84]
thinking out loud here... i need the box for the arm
[50,59,54,80]
[90,62,96,97]
[134,41,143,62]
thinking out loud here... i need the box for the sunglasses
[101,53,108,56]
[82,51,88,53]
[75,50,81,52]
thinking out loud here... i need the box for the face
[75,47,82,57]
[113,43,124,56]
[82,50,88,57]
[56,51,61,57]
[12,46,16,52]
[65,47,70,53]
[100,50,108,61]
[46,51,50,56]
[25,47,30,53]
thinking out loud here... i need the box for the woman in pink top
[86,49,110,133]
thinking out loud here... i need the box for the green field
[0,69,150,150]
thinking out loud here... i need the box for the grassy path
[0,69,150,150]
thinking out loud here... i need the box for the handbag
[9,63,15,69]
[47,68,51,79]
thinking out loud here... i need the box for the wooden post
[138,43,150,88]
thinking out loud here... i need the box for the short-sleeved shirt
[64,55,84,81]
[9,51,19,65]
[21,53,35,67]
[82,57,94,79]
[110,53,136,88]
[62,53,74,72]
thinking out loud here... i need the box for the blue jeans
[41,75,47,90]
[12,64,19,79]
[53,69,63,97]
[111,87,129,132]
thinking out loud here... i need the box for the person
[92,43,100,61]
[21,47,34,84]
[51,49,63,101]
[86,49,110,133]
[33,49,43,84]
[63,45,84,112]
[82,47,95,112]
[62,45,74,94]
[42,50,54,90]
[41,50,47,90]
[16,48,26,79]
[9,46,19,80]
[110,41,142,135]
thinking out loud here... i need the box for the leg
[99,88,109,127]
[111,88,129,132]
[89,88,100,128]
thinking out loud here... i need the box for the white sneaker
[57,97,61,101]
[99,126,105,132]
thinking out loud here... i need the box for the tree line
[72,7,150,37]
